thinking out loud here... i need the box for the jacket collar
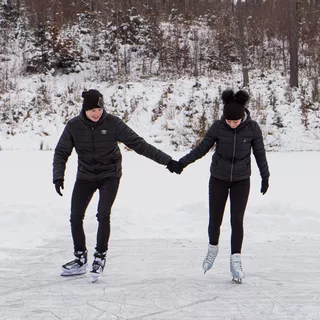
[79,108,107,126]
[221,108,251,130]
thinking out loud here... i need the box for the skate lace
[92,258,104,271]
[231,259,242,272]
[65,258,84,267]
[204,249,218,264]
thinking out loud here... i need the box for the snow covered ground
[0,150,319,320]
[2,75,320,153]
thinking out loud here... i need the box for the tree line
[0,0,320,89]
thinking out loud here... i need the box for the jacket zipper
[230,129,236,182]
[92,126,96,173]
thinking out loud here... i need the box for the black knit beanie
[222,89,249,120]
[82,89,104,111]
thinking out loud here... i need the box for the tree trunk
[311,0,320,9]
[289,0,299,88]
[236,0,249,87]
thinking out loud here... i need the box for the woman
[167,89,270,283]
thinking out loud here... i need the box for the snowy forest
[0,0,320,151]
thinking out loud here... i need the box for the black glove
[54,179,64,196]
[166,160,184,174]
[261,179,269,195]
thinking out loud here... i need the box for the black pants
[208,176,250,254]
[70,177,120,253]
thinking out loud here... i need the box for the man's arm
[53,124,74,183]
[116,118,171,165]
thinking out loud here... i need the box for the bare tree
[310,0,320,9]
[236,0,249,87]
[289,0,298,88]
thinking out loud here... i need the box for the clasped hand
[166,160,184,174]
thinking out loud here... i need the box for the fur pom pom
[235,90,249,105]
[221,89,235,104]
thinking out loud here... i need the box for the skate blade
[91,275,99,283]
[60,270,87,277]
[90,268,103,283]
[60,263,88,277]
[90,271,101,283]
[232,277,242,284]
[203,268,210,274]
[202,263,212,274]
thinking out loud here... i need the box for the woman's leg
[208,176,229,245]
[229,178,250,254]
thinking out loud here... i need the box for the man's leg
[70,179,96,252]
[95,178,120,253]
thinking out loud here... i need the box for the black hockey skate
[90,251,106,283]
[61,251,88,276]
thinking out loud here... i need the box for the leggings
[70,177,120,253]
[208,176,250,254]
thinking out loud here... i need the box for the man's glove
[54,179,64,196]
[166,160,184,174]
[261,179,269,195]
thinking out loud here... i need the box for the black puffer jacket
[53,110,172,182]
[179,110,270,182]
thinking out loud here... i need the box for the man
[53,89,178,278]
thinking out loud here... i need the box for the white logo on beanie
[97,97,104,108]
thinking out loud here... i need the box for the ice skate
[61,251,88,276]
[90,251,106,283]
[230,253,245,283]
[202,244,219,274]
